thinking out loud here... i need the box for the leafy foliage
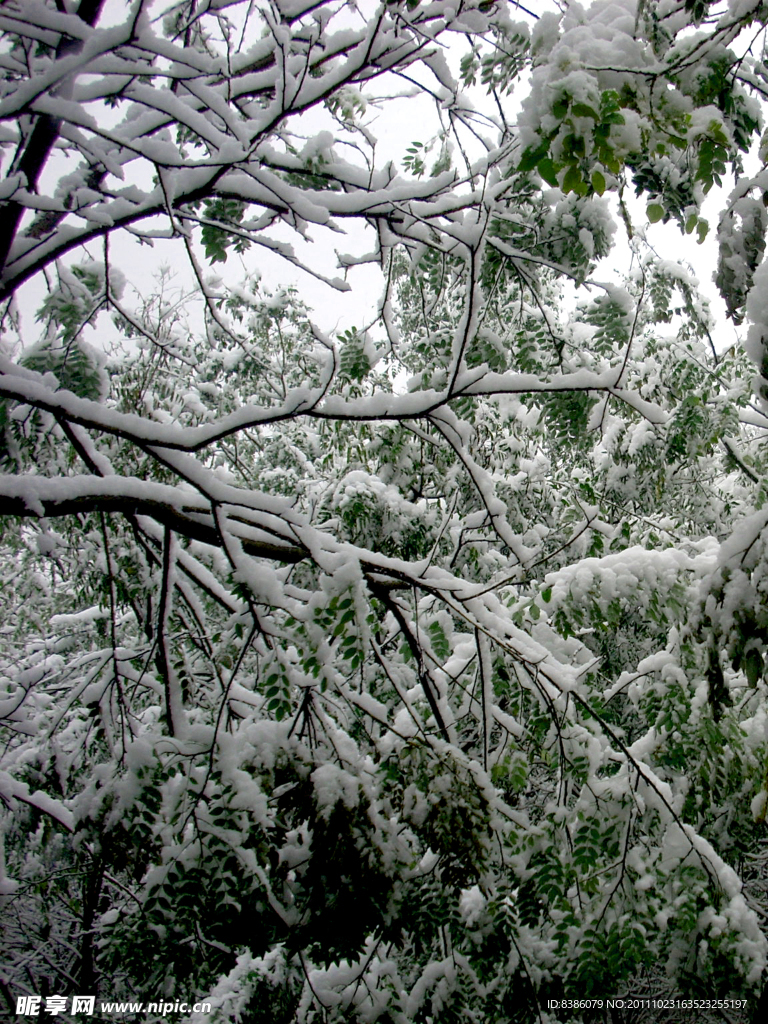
[3,2,768,1023]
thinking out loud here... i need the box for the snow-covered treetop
[4,1,768,1020]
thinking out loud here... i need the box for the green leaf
[571,103,599,120]
[591,170,606,196]
[745,648,763,687]
[647,203,665,223]
[537,157,559,187]
[553,99,569,120]
[562,165,583,194]
[428,620,450,660]
[519,143,549,173]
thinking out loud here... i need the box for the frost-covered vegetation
[4,0,768,1021]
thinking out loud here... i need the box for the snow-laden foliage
[3,1,768,1021]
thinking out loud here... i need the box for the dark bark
[0,0,107,277]
[77,853,104,995]
[0,490,307,563]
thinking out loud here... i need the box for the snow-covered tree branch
[4,1,768,1021]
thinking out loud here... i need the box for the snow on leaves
[3,1,768,1022]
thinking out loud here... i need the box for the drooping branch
[0,474,307,563]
